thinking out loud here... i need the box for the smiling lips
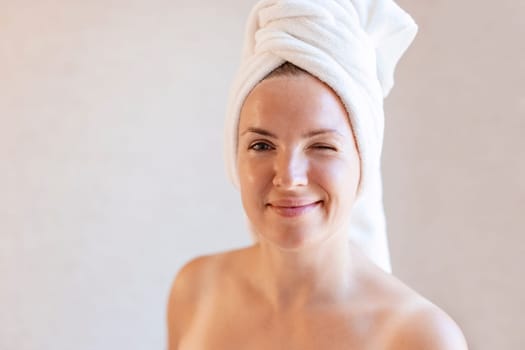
[267,200,322,217]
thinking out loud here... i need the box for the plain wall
[1,1,523,349]
[386,1,525,349]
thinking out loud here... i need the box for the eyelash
[311,144,337,151]
[249,141,274,151]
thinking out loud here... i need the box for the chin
[257,226,324,251]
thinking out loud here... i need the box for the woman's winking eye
[311,143,338,151]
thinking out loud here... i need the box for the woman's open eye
[249,141,274,151]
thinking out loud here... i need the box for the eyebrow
[240,127,344,138]
[241,127,277,138]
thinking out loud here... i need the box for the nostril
[272,170,308,188]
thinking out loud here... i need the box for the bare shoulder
[168,255,215,304]
[166,255,214,350]
[351,254,468,350]
[383,300,469,350]
[166,247,252,349]
[167,246,251,300]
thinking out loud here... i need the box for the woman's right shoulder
[168,254,219,305]
[166,247,254,349]
[166,254,221,349]
[169,246,252,297]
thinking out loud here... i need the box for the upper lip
[268,199,321,208]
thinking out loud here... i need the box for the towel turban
[224,0,418,273]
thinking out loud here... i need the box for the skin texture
[167,74,469,349]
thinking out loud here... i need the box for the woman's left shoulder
[382,299,469,350]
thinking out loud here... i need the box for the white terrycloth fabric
[224,0,417,273]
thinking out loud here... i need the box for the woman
[168,1,468,349]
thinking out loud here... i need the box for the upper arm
[166,256,210,350]
[386,304,469,350]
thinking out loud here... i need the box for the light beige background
[1,1,523,349]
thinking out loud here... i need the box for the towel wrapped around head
[224,0,417,273]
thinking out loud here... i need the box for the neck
[254,229,355,312]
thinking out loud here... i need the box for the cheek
[238,155,265,186]
[237,155,275,205]
[313,157,360,198]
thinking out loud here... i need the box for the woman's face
[237,74,360,250]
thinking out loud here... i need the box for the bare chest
[179,294,388,350]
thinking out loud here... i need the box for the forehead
[239,74,352,136]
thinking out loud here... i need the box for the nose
[272,149,308,188]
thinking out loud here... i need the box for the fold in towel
[224,0,417,273]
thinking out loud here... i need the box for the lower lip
[269,201,321,218]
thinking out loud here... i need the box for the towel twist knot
[249,0,382,105]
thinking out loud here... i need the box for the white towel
[224,0,417,273]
